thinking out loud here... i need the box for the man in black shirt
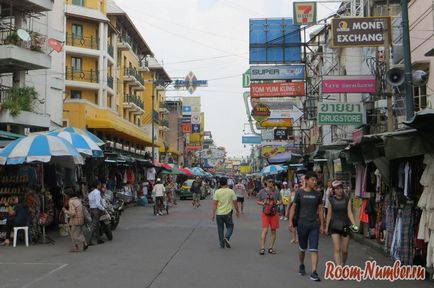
[288,171,325,282]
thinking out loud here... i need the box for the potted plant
[2,86,45,117]
[4,32,19,45]
[30,31,44,51]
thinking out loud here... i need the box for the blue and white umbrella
[261,164,287,176]
[54,127,105,146]
[0,134,84,165]
[47,131,103,158]
[191,167,206,176]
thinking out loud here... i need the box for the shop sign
[352,128,364,144]
[261,146,286,158]
[174,71,208,95]
[182,123,191,133]
[192,124,201,133]
[274,128,289,140]
[260,118,293,128]
[182,105,192,115]
[318,103,364,125]
[269,105,303,122]
[322,75,376,93]
[187,145,201,151]
[182,115,191,123]
[293,2,317,25]
[261,129,274,140]
[191,113,201,124]
[250,65,305,80]
[242,68,251,88]
[309,127,320,145]
[250,82,305,97]
[331,17,392,47]
[242,135,262,144]
[196,148,226,159]
[251,103,270,122]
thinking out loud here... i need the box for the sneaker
[284,217,288,221]
[310,271,321,281]
[298,264,306,276]
[224,238,231,248]
[280,216,284,220]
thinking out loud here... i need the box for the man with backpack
[288,171,325,282]
[256,176,282,255]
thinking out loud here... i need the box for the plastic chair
[13,226,29,247]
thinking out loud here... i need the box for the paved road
[1,198,432,288]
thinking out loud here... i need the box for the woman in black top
[325,180,357,266]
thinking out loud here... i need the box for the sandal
[268,248,277,254]
[259,248,265,255]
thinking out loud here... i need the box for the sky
[116,0,339,157]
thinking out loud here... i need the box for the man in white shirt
[152,178,166,215]
[88,180,105,244]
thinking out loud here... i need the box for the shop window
[414,84,427,112]
[70,90,81,99]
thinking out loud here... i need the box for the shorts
[237,197,244,203]
[261,213,279,230]
[192,193,201,201]
[297,223,320,252]
[330,226,350,237]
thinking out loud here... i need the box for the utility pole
[401,0,414,120]
[385,1,394,131]
[151,76,155,163]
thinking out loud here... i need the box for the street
[0,198,432,288]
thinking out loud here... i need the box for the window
[70,90,81,99]
[71,57,82,72]
[414,84,427,112]
[72,24,83,39]
[72,0,84,6]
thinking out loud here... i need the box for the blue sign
[250,65,305,80]
[249,18,301,64]
[192,124,201,133]
[182,106,192,114]
[242,135,262,144]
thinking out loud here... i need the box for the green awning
[0,130,24,140]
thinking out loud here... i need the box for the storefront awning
[403,109,434,146]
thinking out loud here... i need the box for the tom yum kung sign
[331,17,392,47]
[318,103,365,125]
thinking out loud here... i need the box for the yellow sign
[260,118,293,128]
[261,146,286,158]
[240,165,252,174]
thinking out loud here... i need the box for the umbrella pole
[39,163,54,245]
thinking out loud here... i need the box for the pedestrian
[325,180,358,266]
[63,187,87,252]
[234,180,246,214]
[323,180,333,219]
[227,177,235,189]
[288,171,325,282]
[190,176,202,208]
[88,180,105,245]
[280,181,291,221]
[165,176,176,207]
[211,177,240,249]
[288,183,299,243]
[257,176,282,255]
[1,194,30,246]
[153,178,166,215]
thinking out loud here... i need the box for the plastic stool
[13,226,29,247]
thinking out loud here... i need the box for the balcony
[65,67,99,90]
[117,34,133,51]
[159,102,169,114]
[2,0,53,13]
[123,67,145,89]
[0,29,51,73]
[66,33,99,50]
[123,94,144,115]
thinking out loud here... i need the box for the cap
[282,181,288,185]
[332,180,343,188]
[157,178,161,182]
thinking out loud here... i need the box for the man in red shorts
[256,176,282,255]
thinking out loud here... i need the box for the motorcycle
[110,198,124,230]
[99,209,113,241]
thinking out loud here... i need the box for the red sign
[322,76,376,93]
[187,145,201,151]
[250,82,305,97]
[182,124,191,133]
[352,128,364,144]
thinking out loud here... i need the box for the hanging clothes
[355,164,364,197]
[399,204,415,265]
[385,196,396,253]
[404,162,412,198]
[147,167,156,181]
[391,213,402,261]
[359,199,369,224]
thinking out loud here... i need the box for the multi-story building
[165,99,184,165]
[0,0,64,136]
[63,0,171,158]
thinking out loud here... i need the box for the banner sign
[182,124,192,133]
[260,118,294,127]
[251,103,270,122]
[182,106,192,115]
[261,129,274,140]
[174,72,208,95]
[331,17,392,47]
[187,145,201,152]
[352,128,364,144]
[293,2,317,25]
[318,103,365,125]
[274,129,288,140]
[250,65,305,80]
[250,82,305,97]
[196,148,226,159]
[243,68,251,88]
[322,75,376,93]
[242,135,262,144]
[261,146,287,158]
[192,124,201,133]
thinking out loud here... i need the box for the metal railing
[160,119,169,128]
[0,27,48,53]
[65,66,99,83]
[0,86,10,104]
[108,45,114,57]
[65,33,99,49]
[124,94,144,110]
[107,76,114,89]
[124,67,144,86]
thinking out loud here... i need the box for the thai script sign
[293,2,317,25]
[250,65,305,80]
[318,103,365,125]
[322,75,376,93]
[331,17,392,47]
[250,82,305,97]
[251,103,270,122]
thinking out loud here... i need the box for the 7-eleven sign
[293,2,317,25]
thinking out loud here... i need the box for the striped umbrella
[47,131,103,158]
[179,167,193,177]
[54,127,105,146]
[191,167,206,176]
[260,164,287,176]
[0,134,84,165]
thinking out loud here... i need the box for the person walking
[323,180,333,219]
[280,182,291,221]
[211,177,240,249]
[63,187,87,252]
[88,180,105,245]
[325,180,358,266]
[234,180,246,214]
[190,176,202,208]
[288,183,299,243]
[257,176,282,255]
[153,178,166,215]
[288,171,325,282]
